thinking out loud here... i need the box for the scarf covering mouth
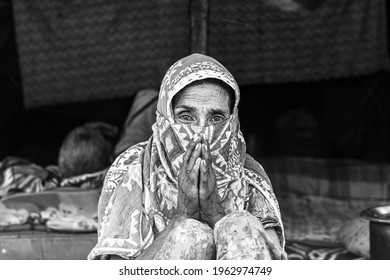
[153,53,246,205]
[88,53,285,259]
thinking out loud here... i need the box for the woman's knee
[215,210,261,232]
[214,211,271,260]
[154,218,215,260]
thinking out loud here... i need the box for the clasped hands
[176,134,224,228]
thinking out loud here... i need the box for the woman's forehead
[173,82,231,112]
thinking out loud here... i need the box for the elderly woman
[88,54,286,260]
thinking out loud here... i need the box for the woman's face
[173,82,231,127]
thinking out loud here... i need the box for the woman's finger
[187,142,202,172]
[193,157,201,174]
[200,159,209,183]
[182,134,201,165]
[201,142,212,170]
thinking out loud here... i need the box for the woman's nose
[197,116,208,127]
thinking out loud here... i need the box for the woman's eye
[178,114,194,123]
[210,115,224,123]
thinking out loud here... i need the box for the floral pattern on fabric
[244,168,285,246]
[214,211,287,260]
[152,211,286,260]
[154,219,215,260]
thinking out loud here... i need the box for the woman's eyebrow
[174,105,229,115]
[209,108,230,115]
[174,104,195,111]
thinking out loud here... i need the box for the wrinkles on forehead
[172,78,234,114]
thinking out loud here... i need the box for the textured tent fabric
[13,0,389,109]
[209,0,389,84]
[13,0,189,108]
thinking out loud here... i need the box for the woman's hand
[176,134,202,220]
[199,135,224,227]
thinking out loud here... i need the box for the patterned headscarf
[89,53,284,259]
[152,53,248,212]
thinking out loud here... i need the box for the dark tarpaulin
[209,0,389,84]
[13,0,189,108]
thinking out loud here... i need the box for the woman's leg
[214,210,285,260]
[153,218,215,260]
